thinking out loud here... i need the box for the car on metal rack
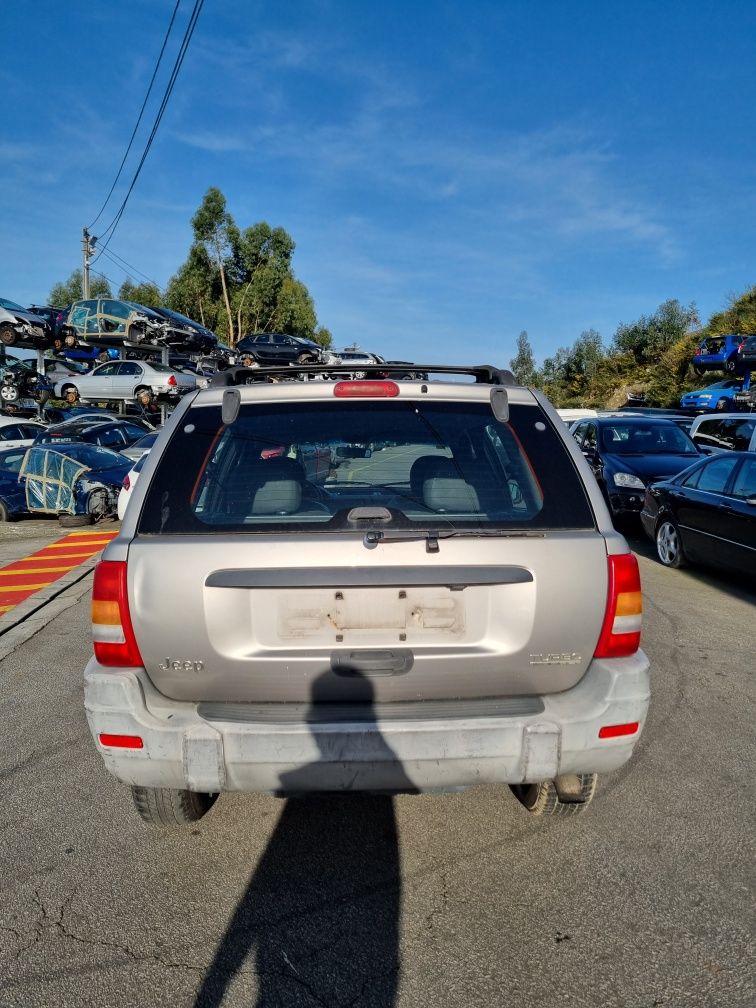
[691,334,748,375]
[147,307,218,353]
[0,298,53,349]
[235,332,334,366]
[679,379,743,412]
[65,299,200,350]
[85,361,650,827]
[53,358,196,401]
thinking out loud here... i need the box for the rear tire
[59,513,94,527]
[296,353,316,364]
[131,786,217,826]
[0,500,10,522]
[510,773,598,816]
[656,518,686,568]
[0,325,16,346]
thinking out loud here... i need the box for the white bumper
[84,652,650,794]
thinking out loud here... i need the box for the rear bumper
[84,652,650,794]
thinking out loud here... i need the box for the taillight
[122,474,131,491]
[594,553,642,658]
[333,380,399,398]
[91,561,143,667]
[167,374,177,386]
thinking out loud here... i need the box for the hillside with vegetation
[510,286,756,408]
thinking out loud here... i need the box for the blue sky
[3,0,755,365]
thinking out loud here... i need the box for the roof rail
[209,363,516,388]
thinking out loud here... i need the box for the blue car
[680,379,743,411]
[0,442,131,525]
[570,416,701,524]
[0,447,31,521]
[691,334,746,375]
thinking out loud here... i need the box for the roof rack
[209,363,516,388]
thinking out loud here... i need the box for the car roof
[0,416,43,428]
[593,416,682,426]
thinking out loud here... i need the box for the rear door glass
[138,401,594,534]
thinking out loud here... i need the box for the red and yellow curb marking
[0,529,118,616]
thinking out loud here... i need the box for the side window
[0,425,22,441]
[97,429,126,448]
[93,363,118,376]
[254,334,270,344]
[731,459,756,499]
[572,422,586,445]
[681,466,703,489]
[70,302,94,332]
[101,300,131,320]
[118,362,141,376]
[100,300,129,334]
[732,420,756,451]
[696,457,739,494]
[583,424,597,451]
[19,425,42,438]
[693,419,724,450]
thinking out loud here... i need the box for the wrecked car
[65,299,200,350]
[0,297,53,349]
[19,442,131,526]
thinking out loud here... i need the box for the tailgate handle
[331,649,413,677]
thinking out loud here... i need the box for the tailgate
[128,532,608,703]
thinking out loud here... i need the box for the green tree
[165,242,218,329]
[118,279,163,306]
[166,189,329,344]
[509,330,539,385]
[48,269,111,305]
[191,187,240,343]
[613,299,699,364]
[702,285,756,338]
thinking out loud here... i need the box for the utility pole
[82,227,97,299]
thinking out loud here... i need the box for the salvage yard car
[54,359,196,401]
[86,363,650,827]
[570,416,700,524]
[641,451,756,576]
[21,442,130,526]
[0,297,52,348]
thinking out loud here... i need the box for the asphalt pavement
[0,536,753,1008]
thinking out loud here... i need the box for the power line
[88,0,182,230]
[99,246,162,288]
[92,0,205,265]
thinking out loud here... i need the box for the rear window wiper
[364,528,544,553]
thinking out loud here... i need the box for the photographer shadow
[194,671,413,1007]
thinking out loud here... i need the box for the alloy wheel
[657,521,680,566]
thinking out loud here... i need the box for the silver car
[85,366,650,826]
[54,360,196,400]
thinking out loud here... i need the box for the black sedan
[35,418,152,451]
[570,417,701,523]
[641,451,756,576]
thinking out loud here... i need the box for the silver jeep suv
[86,365,650,825]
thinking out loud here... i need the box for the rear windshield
[600,422,698,455]
[138,400,594,534]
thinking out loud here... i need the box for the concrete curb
[0,557,98,662]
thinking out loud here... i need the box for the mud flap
[182,723,226,792]
[519,722,560,783]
